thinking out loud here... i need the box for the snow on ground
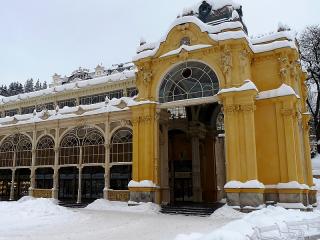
[176,206,320,240]
[0,198,230,240]
[0,197,319,240]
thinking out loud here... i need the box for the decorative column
[52,147,59,199]
[29,149,36,197]
[189,122,206,203]
[103,117,110,200]
[218,84,261,207]
[159,118,170,204]
[77,147,83,204]
[129,103,160,203]
[104,143,110,199]
[10,152,16,201]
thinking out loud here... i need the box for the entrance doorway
[15,168,31,200]
[168,130,193,203]
[82,166,104,202]
[59,167,78,202]
[0,169,11,201]
[163,103,225,205]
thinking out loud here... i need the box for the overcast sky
[0,0,319,85]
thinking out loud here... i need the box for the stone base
[129,187,159,203]
[226,188,316,210]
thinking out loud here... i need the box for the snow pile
[128,180,157,188]
[86,199,160,214]
[224,180,265,189]
[218,80,258,94]
[175,206,320,240]
[257,84,298,100]
[210,204,245,219]
[277,181,310,190]
[312,154,320,176]
[0,197,76,232]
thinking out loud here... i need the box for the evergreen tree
[8,82,24,96]
[24,78,34,93]
[34,79,42,91]
[0,85,8,97]
[42,81,48,89]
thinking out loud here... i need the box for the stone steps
[58,201,89,209]
[160,203,224,217]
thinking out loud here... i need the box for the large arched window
[59,126,105,165]
[0,139,14,167]
[0,134,32,167]
[36,136,55,166]
[159,61,219,103]
[110,128,132,163]
[110,128,132,190]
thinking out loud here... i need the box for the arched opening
[58,126,105,203]
[36,168,53,189]
[159,61,219,103]
[110,128,132,190]
[36,136,55,166]
[158,61,225,205]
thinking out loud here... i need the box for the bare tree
[298,25,320,153]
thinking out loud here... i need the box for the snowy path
[0,200,232,240]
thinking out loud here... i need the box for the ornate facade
[0,0,316,209]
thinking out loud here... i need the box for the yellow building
[0,0,316,209]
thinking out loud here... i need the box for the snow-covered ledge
[224,180,265,209]
[218,80,258,95]
[128,180,160,204]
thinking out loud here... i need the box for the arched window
[15,135,32,167]
[59,126,105,165]
[0,139,14,167]
[110,128,132,163]
[159,61,219,103]
[36,136,55,166]
[110,128,132,190]
[0,134,32,167]
[83,129,105,164]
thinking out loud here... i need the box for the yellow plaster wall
[131,19,314,198]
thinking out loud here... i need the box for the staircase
[160,203,224,217]
[58,201,89,209]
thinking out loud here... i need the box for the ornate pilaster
[189,122,206,203]
[52,147,59,199]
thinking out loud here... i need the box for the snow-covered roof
[0,97,153,128]
[134,15,297,62]
[0,70,135,106]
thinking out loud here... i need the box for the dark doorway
[0,169,11,201]
[15,168,31,200]
[110,165,132,190]
[59,167,78,202]
[36,168,53,189]
[82,166,104,202]
[168,130,193,203]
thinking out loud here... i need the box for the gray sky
[0,0,320,85]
